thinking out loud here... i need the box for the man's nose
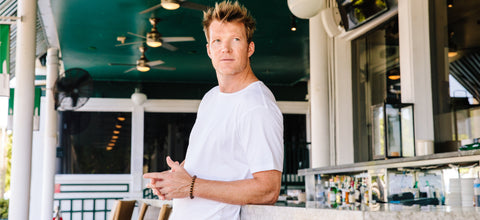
[221,42,232,53]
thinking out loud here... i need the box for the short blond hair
[202,1,256,43]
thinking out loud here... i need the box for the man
[143,1,284,219]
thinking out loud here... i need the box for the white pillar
[131,92,146,197]
[398,0,435,141]
[309,13,330,168]
[40,48,59,220]
[9,0,37,219]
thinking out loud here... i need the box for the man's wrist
[189,175,197,199]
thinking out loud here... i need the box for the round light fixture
[131,88,148,105]
[136,57,151,72]
[448,51,458,58]
[136,64,150,72]
[388,75,401,80]
[287,0,324,19]
[146,31,163,47]
[161,0,180,10]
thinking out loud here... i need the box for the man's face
[206,20,255,77]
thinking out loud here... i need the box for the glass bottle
[349,179,355,204]
[336,185,342,204]
[315,175,325,204]
[329,178,337,205]
[344,181,349,205]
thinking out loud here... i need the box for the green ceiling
[50,0,310,100]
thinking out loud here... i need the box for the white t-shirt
[170,81,284,220]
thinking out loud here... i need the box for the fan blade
[127,32,146,39]
[180,1,209,11]
[115,41,145,47]
[151,66,176,71]
[161,42,178,51]
[124,67,137,73]
[139,3,163,14]
[162,37,195,43]
[109,63,136,66]
[147,60,165,66]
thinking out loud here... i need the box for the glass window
[352,17,400,162]
[283,114,309,173]
[430,0,480,152]
[143,113,196,173]
[58,111,131,174]
[143,113,309,175]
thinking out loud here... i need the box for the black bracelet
[189,175,197,199]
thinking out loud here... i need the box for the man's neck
[217,69,258,93]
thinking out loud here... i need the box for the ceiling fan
[116,18,195,51]
[108,46,176,73]
[139,0,209,14]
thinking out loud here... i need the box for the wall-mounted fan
[139,0,209,14]
[116,18,195,51]
[109,46,176,73]
[54,68,93,111]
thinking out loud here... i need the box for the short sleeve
[238,106,284,174]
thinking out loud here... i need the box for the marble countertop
[240,202,480,220]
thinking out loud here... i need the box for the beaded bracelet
[190,175,197,199]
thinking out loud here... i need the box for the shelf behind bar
[298,150,480,176]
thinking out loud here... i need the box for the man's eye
[234,38,240,41]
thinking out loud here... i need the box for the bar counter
[240,202,480,220]
[139,199,480,219]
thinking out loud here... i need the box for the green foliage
[5,134,11,193]
[0,198,8,218]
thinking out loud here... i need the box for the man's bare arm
[143,156,281,205]
[194,170,281,205]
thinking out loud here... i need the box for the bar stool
[137,202,172,220]
[108,200,136,220]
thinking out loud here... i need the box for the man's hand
[143,156,192,200]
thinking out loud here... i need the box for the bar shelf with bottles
[298,150,480,208]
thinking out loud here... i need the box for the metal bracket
[0,16,21,25]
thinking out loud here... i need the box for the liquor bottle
[329,178,337,205]
[363,178,369,205]
[349,179,355,204]
[315,175,325,203]
[336,183,343,205]
[359,178,366,204]
[356,178,362,204]
[474,177,480,207]
[343,180,349,205]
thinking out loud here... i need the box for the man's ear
[206,43,212,59]
[248,41,255,57]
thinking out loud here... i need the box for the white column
[399,0,435,141]
[309,13,330,167]
[40,48,59,220]
[9,0,37,219]
[131,104,145,197]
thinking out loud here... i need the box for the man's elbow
[257,184,281,205]
[250,170,282,205]
[262,190,280,205]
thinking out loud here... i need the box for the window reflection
[58,111,132,174]
[352,16,400,161]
